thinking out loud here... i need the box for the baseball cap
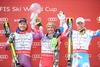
[76,17,85,23]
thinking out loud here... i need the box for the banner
[0,0,100,67]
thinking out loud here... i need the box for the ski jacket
[4,27,44,55]
[72,30,100,52]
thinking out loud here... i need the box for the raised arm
[57,11,69,41]
[89,29,100,38]
[31,17,44,40]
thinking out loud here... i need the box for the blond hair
[46,22,56,29]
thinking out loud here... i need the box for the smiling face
[46,25,55,34]
[18,22,28,32]
[46,22,56,34]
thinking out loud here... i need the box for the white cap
[76,17,85,23]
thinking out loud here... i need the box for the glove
[8,33,15,43]
[36,17,42,27]
[57,11,66,26]
[53,29,61,38]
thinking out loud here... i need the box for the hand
[57,11,66,25]
[36,17,42,27]
[36,17,41,23]
[8,33,15,43]
[53,29,61,38]
[57,11,66,20]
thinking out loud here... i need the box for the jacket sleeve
[89,29,100,38]
[59,22,69,42]
[32,26,44,40]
